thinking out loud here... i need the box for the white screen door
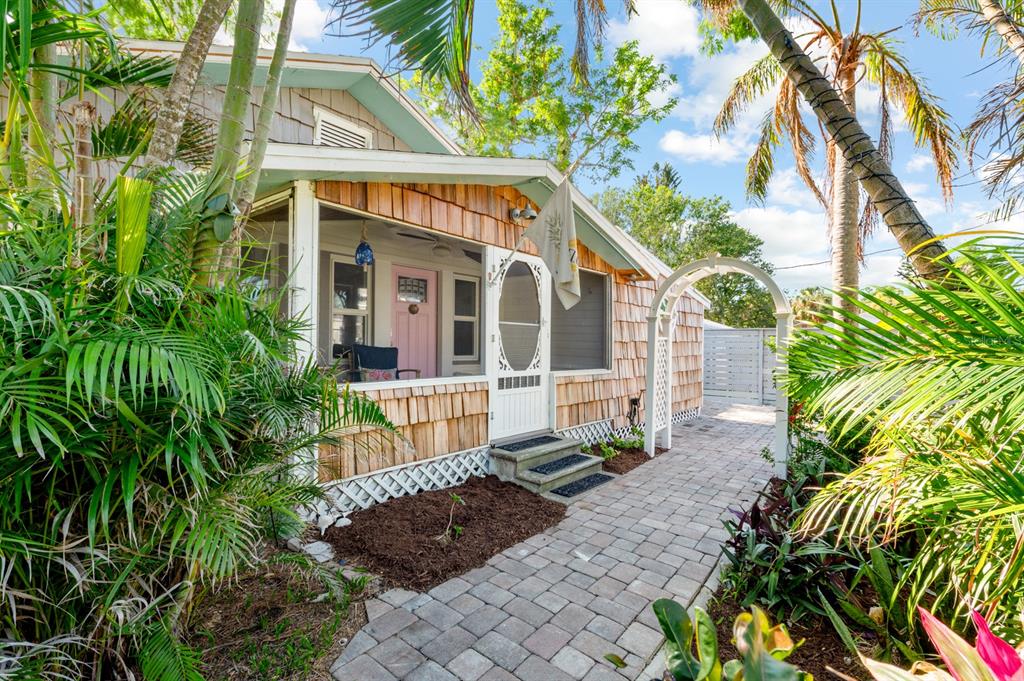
[486,248,551,442]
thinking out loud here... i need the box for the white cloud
[659,130,749,164]
[212,0,329,51]
[608,0,701,61]
[765,167,824,208]
[286,0,329,51]
[905,154,934,173]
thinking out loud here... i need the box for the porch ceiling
[258,144,671,279]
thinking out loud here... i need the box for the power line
[771,211,1024,270]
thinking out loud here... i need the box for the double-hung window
[452,275,480,362]
[331,257,371,351]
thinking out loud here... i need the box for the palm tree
[917,0,1024,219]
[708,0,958,311]
[145,0,233,167]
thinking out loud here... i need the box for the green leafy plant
[647,600,809,681]
[787,236,1024,635]
[598,442,619,460]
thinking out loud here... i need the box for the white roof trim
[259,143,712,306]
[123,39,463,155]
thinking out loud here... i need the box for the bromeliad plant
[645,600,809,681]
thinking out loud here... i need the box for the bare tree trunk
[830,65,859,312]
[192,0,265,282]
[979,0,1024,69]
[145,0,232,168]
[27,42,57,189]
[234,0,296,217]
[223,0,297,274]
[738,0,951,279]
[72,101,96,267]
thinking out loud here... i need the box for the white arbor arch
[645,255,793,477]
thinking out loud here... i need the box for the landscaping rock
[302,540,334,563]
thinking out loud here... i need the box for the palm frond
[714,53,783,135]
[745,110,782,202]
[864,36,959,202]
[328,0,476,114]
[139,620,204,681]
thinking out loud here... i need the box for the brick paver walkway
[331,400,773,681]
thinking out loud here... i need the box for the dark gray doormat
[497,435,562,452]
[550,473,613,498]
[528,453,589,475]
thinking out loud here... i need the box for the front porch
[245,170,704,483]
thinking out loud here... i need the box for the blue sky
[281,0,1022,292]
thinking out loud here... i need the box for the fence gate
[703,328,776,405]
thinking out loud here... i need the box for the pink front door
[392,265,438,379]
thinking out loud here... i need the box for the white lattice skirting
[558,408,703,444]
[316,447,490,522]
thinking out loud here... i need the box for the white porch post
[773,311,793,479]
[660,314,673,450]
[291,181,319,363]
[290,181,320,484]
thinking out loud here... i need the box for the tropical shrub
[785,236,1024,636]
[1,6,394,678]
[642,599,1023,681]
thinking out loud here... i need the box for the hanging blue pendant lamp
[355,220,374,270]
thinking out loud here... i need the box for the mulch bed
[188,551,368,681]
[323,475,566,591]
[600,446,667,475]
[707,586,866,681]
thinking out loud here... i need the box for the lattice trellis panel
[322,447,490,516]
[557,419,615,445]
[671,408,701,425]
[653,336,671,430]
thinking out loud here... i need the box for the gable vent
[313,107,373,149]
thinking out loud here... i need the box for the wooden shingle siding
[314,179,702,479]
[189,84,411,151]
[319,381,488,480]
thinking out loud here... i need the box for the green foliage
[408,0,677,182]
[787,236,1024,636]
[0,16,397,678]
[109,0,207,40]
[597,441,618,460]
[610,433,643,450]
[652,601,808,681]
[595,174,776,327]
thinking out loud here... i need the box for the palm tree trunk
[223,0,298,274]
[145,0,232,168]
[234,0,296,217]
[978,0,1024,69]
[737,0,951,279]
[72,101,96,267]
[27,42,57,189]
[831,66,859,312]
[192,0,265,282]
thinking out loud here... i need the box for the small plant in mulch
[436,492,466,544]
[324,476,565,591]
[188,551,371,681]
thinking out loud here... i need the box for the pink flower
[971,612,1024,681]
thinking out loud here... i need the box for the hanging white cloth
[524,178,581,309]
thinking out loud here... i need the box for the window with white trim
[550,270,610,370]
[330,256,371,355]
[313,107,374,149]
[452,275,480,362]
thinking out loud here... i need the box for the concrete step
[490,435,585,479]
[546,472,615,500]
[514,454,605,494]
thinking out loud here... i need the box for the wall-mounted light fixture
[510,206,538,221]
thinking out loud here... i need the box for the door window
[498,261,540,371]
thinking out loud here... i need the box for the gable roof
[124,40,462,155]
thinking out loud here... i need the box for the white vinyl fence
[703,328,777,405]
